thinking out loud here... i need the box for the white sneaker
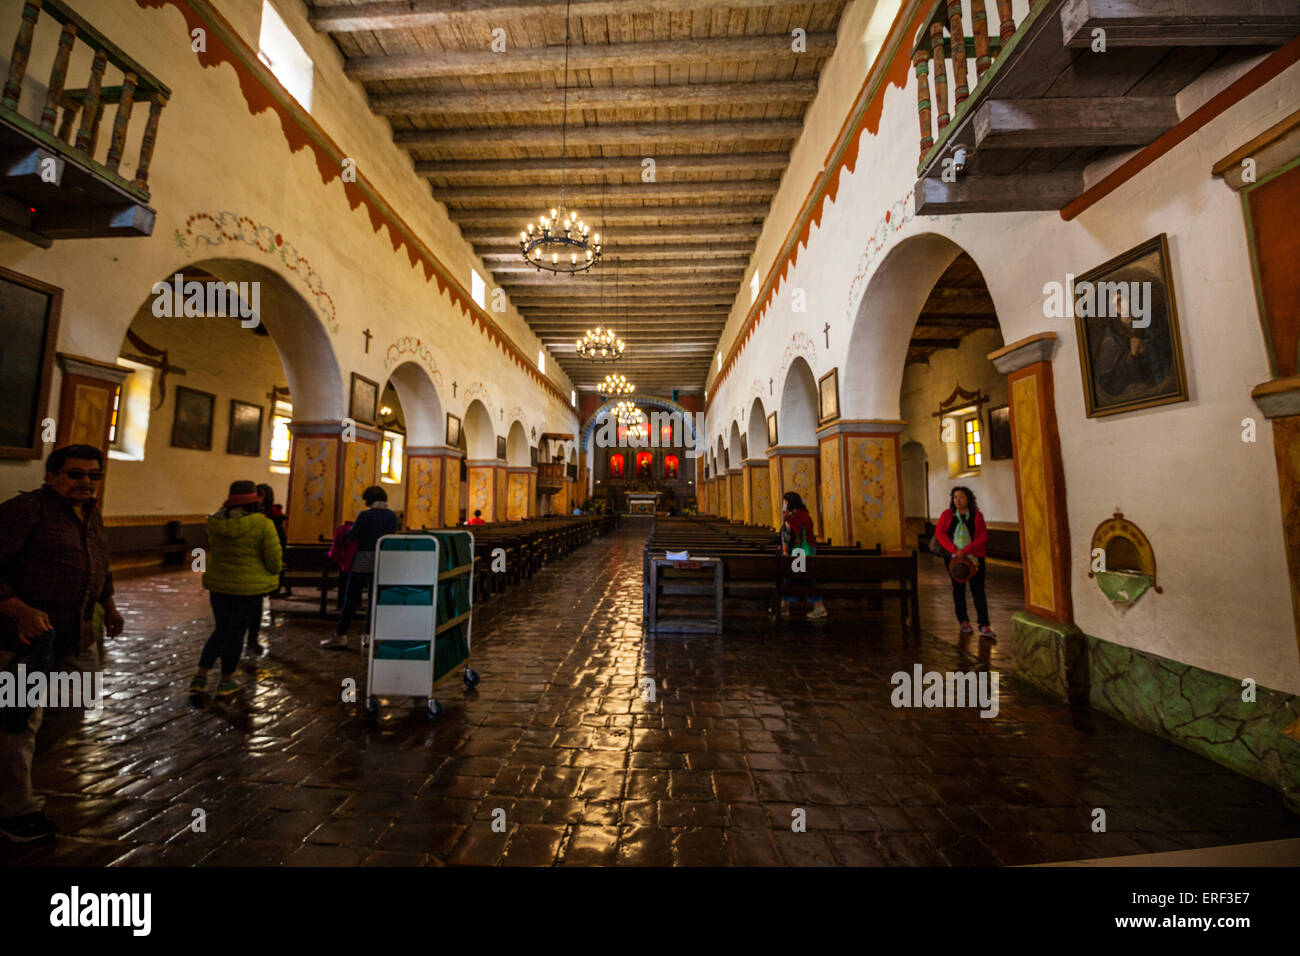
[807,606,828,621]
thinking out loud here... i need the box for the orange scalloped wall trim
[134,0,568,406]
[709,1,929,406]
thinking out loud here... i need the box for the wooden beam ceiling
[313,0,841,32]
[311,0,851,391]
[345,34,837,82]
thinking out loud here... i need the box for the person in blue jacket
[321,486,398,650]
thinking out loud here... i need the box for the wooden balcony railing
[2,0,170,201]
[912,0,1028,167]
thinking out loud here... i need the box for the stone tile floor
[4,525,1297,866]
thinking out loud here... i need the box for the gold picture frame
[1073,234,1189,418]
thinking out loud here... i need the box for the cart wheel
[426,698,442,720]
[464,667,480,689]
[364,697,379,720]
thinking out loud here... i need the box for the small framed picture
[818,367,840,425]
[349,372,379,425]
[766,411,778,448]
[988,404,1012,460]
[0,266,61,459]
[1073,233,1189,418]
[446,412,462,448]
[530,446,538,467]
[171,386,215,450]
[740,435,748,460]
[496,435,506,459]
[227,400,263,456]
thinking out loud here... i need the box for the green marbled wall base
[1011,612,1300,809]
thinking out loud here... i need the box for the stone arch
[779,356,818,446]
[506,420,529,466]
[187,256,344,421]
[463,399,495,460]
[384,361,443,446]
[747,397,767,456]
[729,421,744,466]
[842,233,986,421]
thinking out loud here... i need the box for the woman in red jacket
[933,486,994,639]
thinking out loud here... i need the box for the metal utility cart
[364,531,479,720]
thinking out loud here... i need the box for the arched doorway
[505,420,531,520]
[380,361,447,530]
[839,232,1071,632]
[771,356,820,535]
[463,399,499,522]
[746,396,773,527]
[104,260,343,551]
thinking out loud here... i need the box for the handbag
[928,526,950,558]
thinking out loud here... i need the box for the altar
[626,493,660,516]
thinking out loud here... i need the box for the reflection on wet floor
[5,524,1297,866]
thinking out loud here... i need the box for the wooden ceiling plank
[346,34,837,82]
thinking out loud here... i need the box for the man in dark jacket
[321,485,399,649]
[0,445,124,843]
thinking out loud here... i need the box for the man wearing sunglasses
[0,444,123,843]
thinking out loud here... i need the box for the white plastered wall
[705,4,1300,692]
[0,0,578,509]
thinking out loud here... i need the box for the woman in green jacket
[189,480,283,698]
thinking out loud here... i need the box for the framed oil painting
[0,267,61,459]
[740,435,748,461]
[445,413,462,448]
[171,386,215,450]
[496,435,506,459]
[988,405,1012,460]
[767,411,778,447]
[818,367,840,425]
[1073,234,1188,418]
[227,400,263,456]
[349,372,379,425]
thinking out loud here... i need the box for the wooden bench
[780,551,920,636]
[107,520,193,572]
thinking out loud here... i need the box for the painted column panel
[340,433,379,524]
[285,424,343,544]
[495,466,508,522]
[767,456,782,528]
[403,450,442,529]
[992,334,1073,623]
[442,451,462,527]
[506,467,531,521]
[818,434,847,547]
[730,470,744,523]
[779,453,820,537]
[466,461,496,522]
[743,462,770,527]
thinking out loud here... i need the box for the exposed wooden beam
[504,279,739,293]
[513,295,733,306]
[914,313,999,327]
[373,81,815,117]
[908,338,962,349]
[395,120,804,151]
[464,224,761,244]
[468,205,770,227]
[483,243,753,262]
[419,153,789,183]
[1060,0,1300,47]
[347,35,837,82]
[440,180,776,206]
[489,260,746,275]
[914,172,1083,215]
[973,97,1179,149]
[506,276,740,288]
[314,0,838,31]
